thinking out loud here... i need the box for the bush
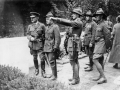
[0,65,25,90]
[0,65,75,90]
[7,76,73,90]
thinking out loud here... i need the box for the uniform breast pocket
[37,28,42,34]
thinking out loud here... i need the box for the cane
[103,51,110,66]
[45,53,50,67]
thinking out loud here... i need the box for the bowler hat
[30,12,40,17]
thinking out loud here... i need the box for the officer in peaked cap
[92,8,110,84]
[50,7,83,85]
[27,11,46,77]
[84,10,97,72]
[30,12,40,17]
[44,12,61,80]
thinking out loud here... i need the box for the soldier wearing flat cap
[92,8,111,84]
[50,7,83,85]
[84,10,97,71]
[44,12,61,80]
[27,12,46,77]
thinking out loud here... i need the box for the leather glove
[89,43,93,47]
[30,37,35,41]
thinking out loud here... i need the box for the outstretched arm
[51,17,81,27]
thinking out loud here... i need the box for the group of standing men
[27,7,112,85]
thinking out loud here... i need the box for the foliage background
[0,0,119,37]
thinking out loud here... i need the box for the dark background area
[0,0,120,37]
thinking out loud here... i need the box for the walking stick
[103,51,110,66]
[45,53,50,67]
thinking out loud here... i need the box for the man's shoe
[84,67,89,69]
[35,69,39,76]
[113,64,119,69]
[50,76,57,80]
[85,67,93,72]
[69,79,80,85]
[97,78,107,84]
[45,74,52,78]
[68,78,74,81]
[86,63,90,66]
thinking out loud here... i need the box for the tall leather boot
[50,60,57,80]
[41,60,46,78]
[33,55,39,76]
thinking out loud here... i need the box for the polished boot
[113,63,119,69]
[50,64,57,80]
[33,58,39,76]
[35,69,39,76]
[41,60,46,78]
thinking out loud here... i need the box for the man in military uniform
[27,12,46,76]
[92,8,109,84]
[84,10,97,71]
[50,7,83,85]
[44,12,61,80]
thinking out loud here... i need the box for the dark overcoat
[109,23,120,63]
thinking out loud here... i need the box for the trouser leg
[89,46,94,67]
[69,51,79,80]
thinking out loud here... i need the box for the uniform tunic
[109,23,120,63]
[56,18,83,52]
[27,21,45,54]
[44,24,61,52]
[93,21,109,59]
[84,21,97,46]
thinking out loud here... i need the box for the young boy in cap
[27,12,46,77]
